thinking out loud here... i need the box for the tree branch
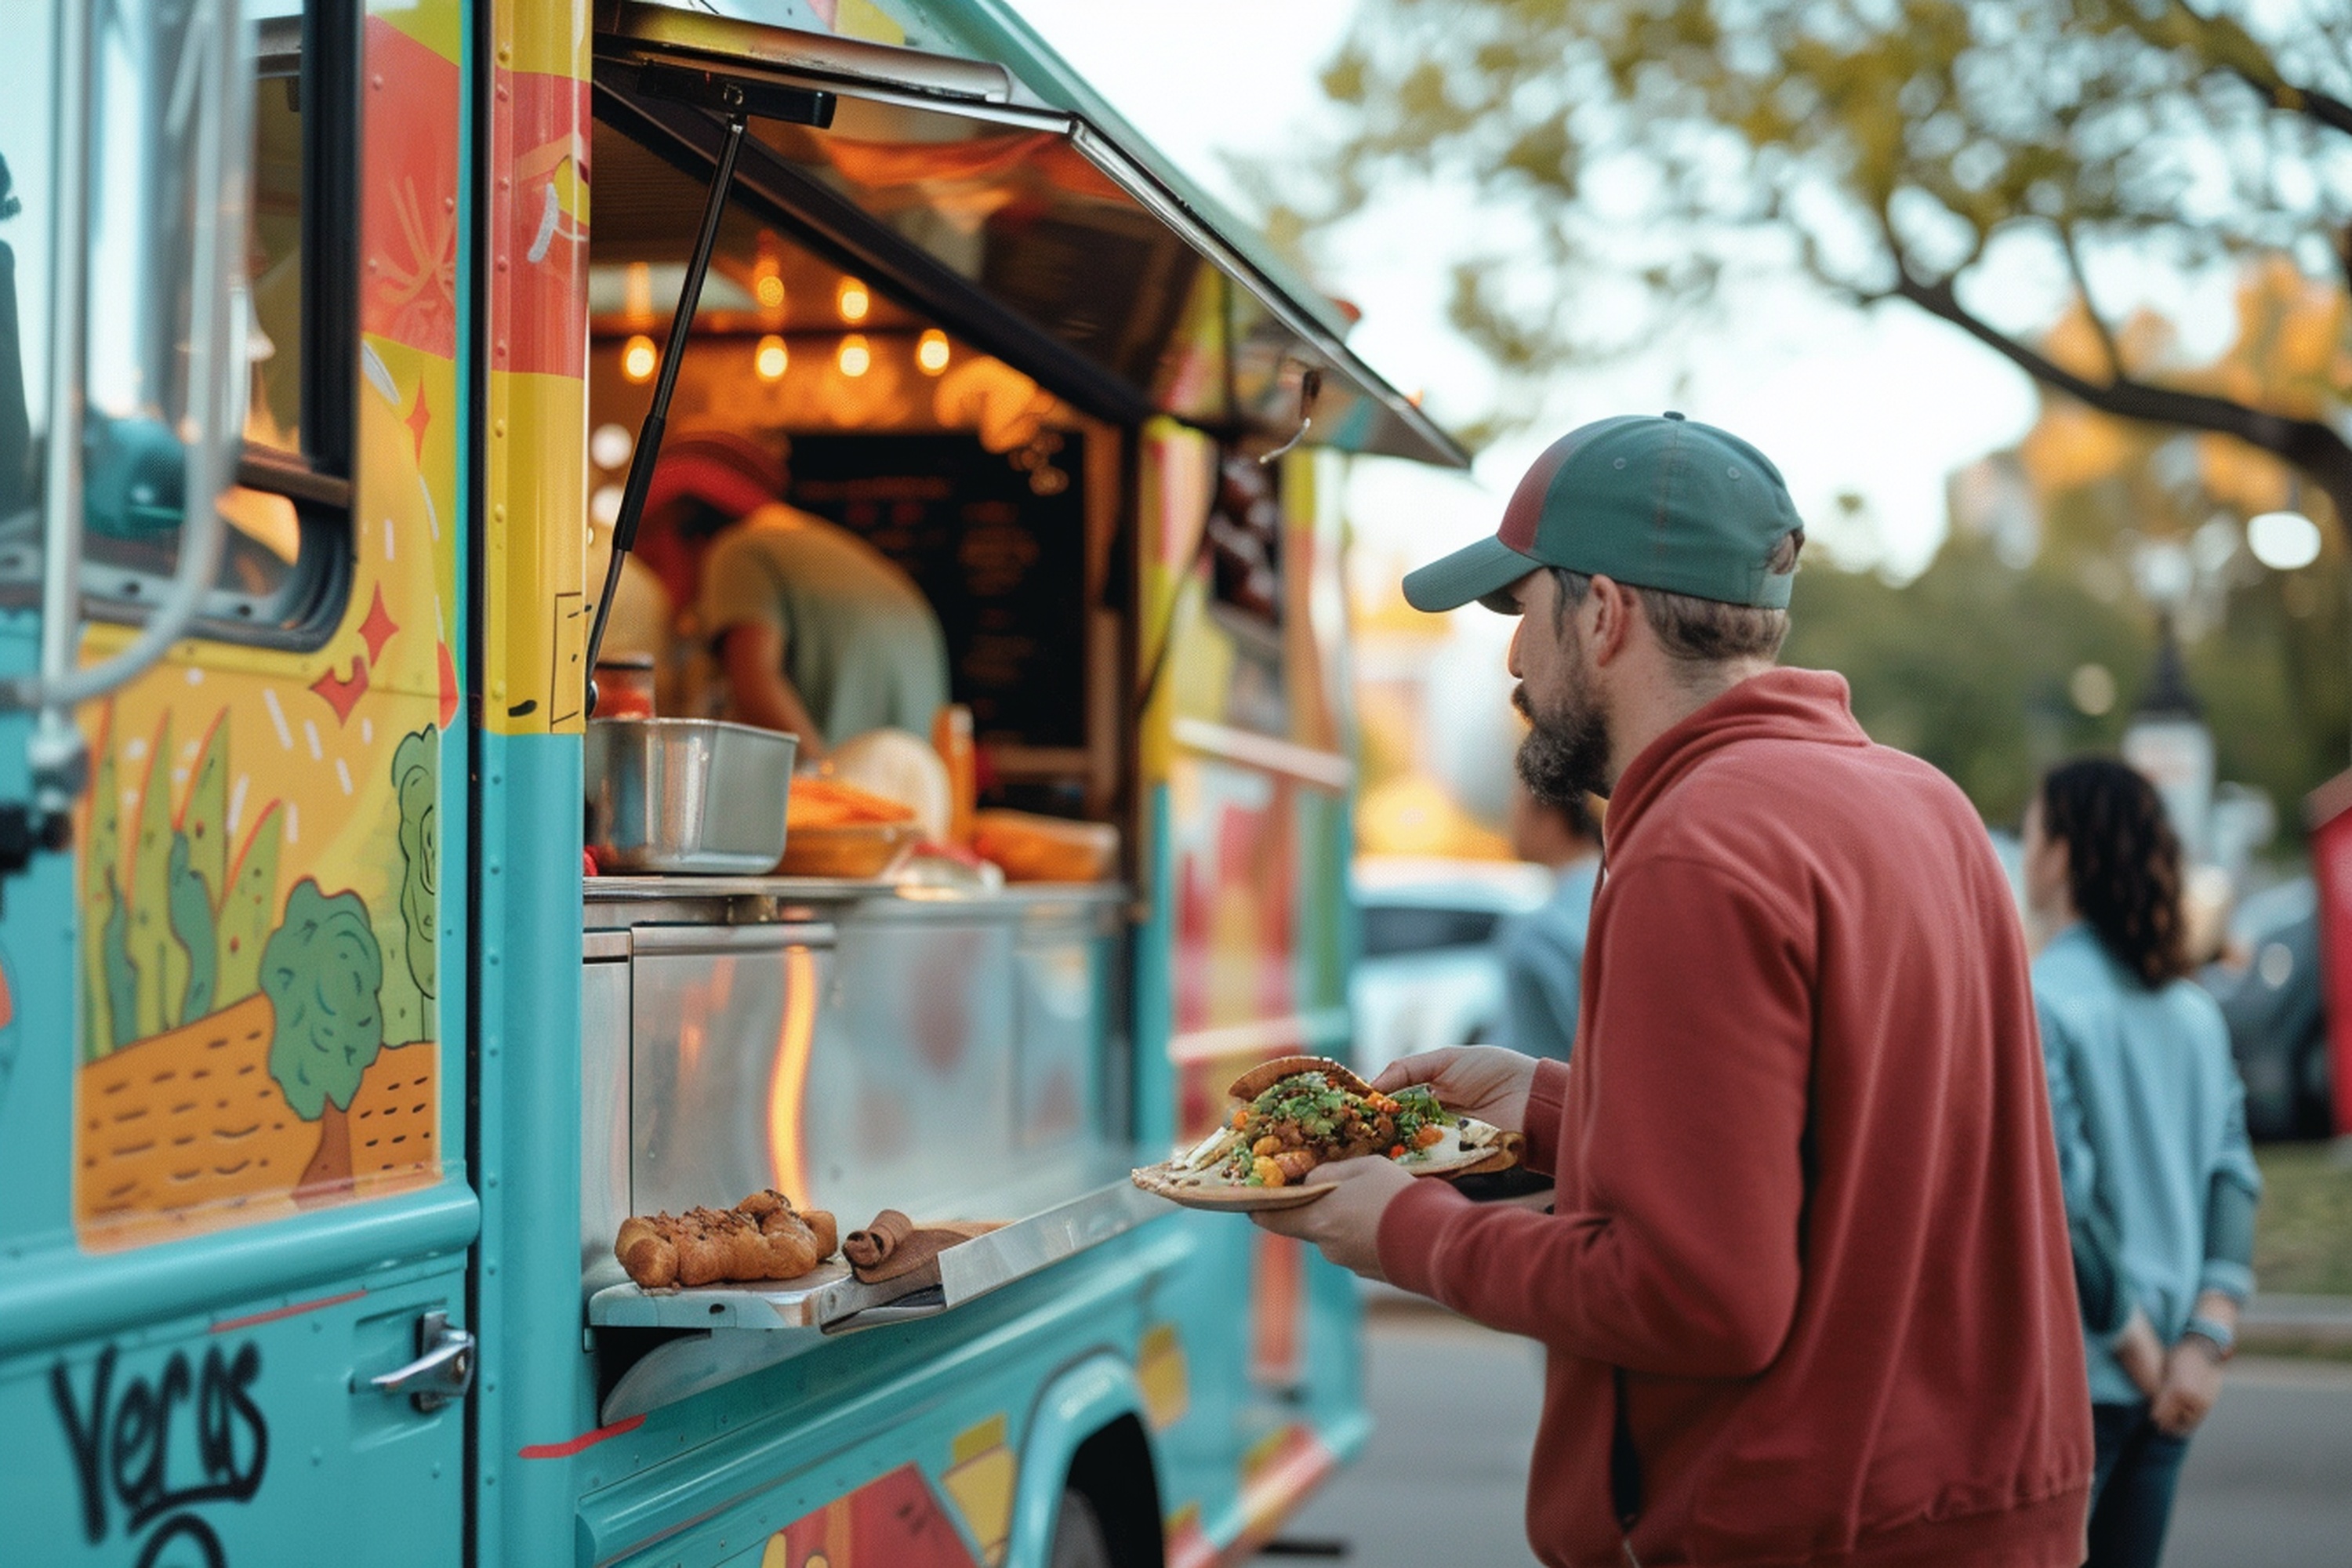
[1890,269,2352,530]
[2055,222,2125,385]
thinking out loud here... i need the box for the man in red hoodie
[1260,413,2092,1566]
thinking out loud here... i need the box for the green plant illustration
[182,717,228,905]
[126,717,187,1038]
[167,833,217,1024]
[392,727,437,1035]
[83,706,288,1055]
[82,724,122,1059]
[216,803,282,1005]
[101,869,135,1054]
[261,878,385,1121]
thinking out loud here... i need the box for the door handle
[368,1309,477,1413]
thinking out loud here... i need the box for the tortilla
[1130,1057,1526,1213]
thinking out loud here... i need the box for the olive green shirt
[698,504,949,745]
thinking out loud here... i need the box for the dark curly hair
[2038,757,2190,989]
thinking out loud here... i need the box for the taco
[1131,1056,1524,1212]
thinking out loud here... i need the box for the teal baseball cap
[1402,412,1805,614]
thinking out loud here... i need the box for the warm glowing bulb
[916,329,950,374]
[837,334,871,377]
[755,271,786,310]
[837,278,870,323]
[755,335,789,380]
[621,334,658,383]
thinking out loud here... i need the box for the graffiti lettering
[51,1340,269,1549]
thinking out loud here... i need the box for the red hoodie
[1380,669,2091,1567]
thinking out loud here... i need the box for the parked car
[2198,876,2332,1140]
[1352,858,1553,1080]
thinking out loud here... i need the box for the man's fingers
[1250,1206,1316,1240]
[1370,1053,1451,1092]
[1308,1156,1388,1185]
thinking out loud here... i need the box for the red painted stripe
[519,1414,644,1459]
[210,1288,368,1334]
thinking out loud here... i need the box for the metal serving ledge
[583,874,1133,930]
[591,1163,1177,1423]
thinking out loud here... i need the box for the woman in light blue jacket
[2025,758,2262,1568]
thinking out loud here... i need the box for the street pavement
[1255,1305,2352,1568]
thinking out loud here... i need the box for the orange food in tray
[786,778,917,829]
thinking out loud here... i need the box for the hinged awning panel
[593,0,1467,467]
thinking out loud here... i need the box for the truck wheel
[1050,1486,1116,1568]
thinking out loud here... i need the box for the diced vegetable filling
[1221,1072,1453,1186]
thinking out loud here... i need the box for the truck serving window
[77,0,354,647]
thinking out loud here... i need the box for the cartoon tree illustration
[261,879,386,1122]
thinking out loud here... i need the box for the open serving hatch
[590,0,1467,469]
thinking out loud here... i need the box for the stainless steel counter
[579,874,1138,1334]
[583,874,1132,931]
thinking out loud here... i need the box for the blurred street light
[2249,510,2322,571]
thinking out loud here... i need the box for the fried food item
[614,1189,841,1289]
[788,778,917,829]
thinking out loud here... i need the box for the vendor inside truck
[640,428,949,758]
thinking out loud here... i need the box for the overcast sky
[1011,0,2053,582]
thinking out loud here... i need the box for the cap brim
[1401,535,1542,613]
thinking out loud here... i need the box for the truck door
[0,3,476,1562]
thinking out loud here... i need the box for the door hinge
[366,1309,476,1413]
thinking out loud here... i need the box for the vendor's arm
[1377,855,1812,1377]
[719,623,826,759]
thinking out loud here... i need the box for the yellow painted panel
[1138,1321,1191,1431]
[939,1446,1015,1566]
[485,368,590,733]
[834,0,908,45]
[495,0,591,84]
[951,1413,1007,1466]
[374,0,464,63]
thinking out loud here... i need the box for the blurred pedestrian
[1257,412,2092,1568]
[1498,781,1602,1062]
[2025,757,2262,1568]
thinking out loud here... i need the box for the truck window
[78,0,353,647]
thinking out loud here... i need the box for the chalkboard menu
[786,432,1087,747]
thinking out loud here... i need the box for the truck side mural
[70,7,462,1250]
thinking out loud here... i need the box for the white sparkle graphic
[303,720,321,761]
[335,758,354,797]
[262,688,292,750]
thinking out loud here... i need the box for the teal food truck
[0,0,1467,1563]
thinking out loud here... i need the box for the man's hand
[1371,1046,1540,1135]
[2113,1308,2165,1400]
[2151,1336,2224,1436]
[1250,1156,1418,1280]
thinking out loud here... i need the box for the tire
[1049,1486,1116,1568]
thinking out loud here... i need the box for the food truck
[0,1,1466,1564]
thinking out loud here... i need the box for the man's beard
[1513,656,1611,807]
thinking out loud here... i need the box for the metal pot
[586,718,797,875]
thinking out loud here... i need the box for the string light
[755,270,786,310]
[836,277,870,323]
[916,328,951,375]
[837,334,871,377]
[755,335,789,380]
[621,334,658,383]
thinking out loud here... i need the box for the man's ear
[1586,575,1637,668]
